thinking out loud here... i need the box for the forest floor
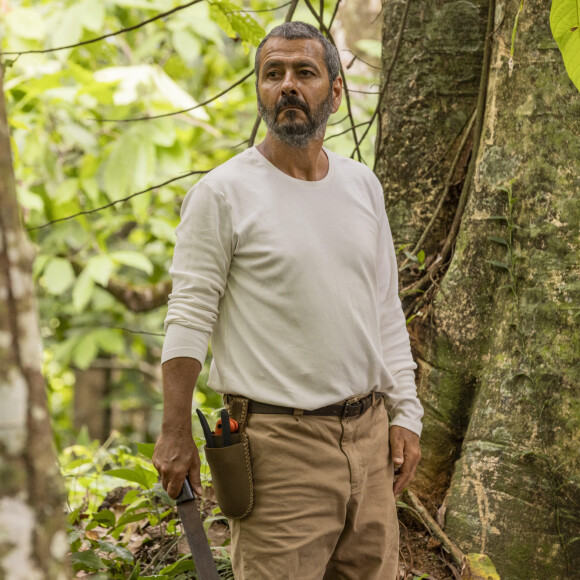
[81,486,460,579]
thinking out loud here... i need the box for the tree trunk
[376,1,580,578]
[0,62,68,578]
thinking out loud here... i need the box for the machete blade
[176,478,221,580]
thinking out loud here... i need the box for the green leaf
[72,332,99,370]
[99,540,134,563]
[128,563,141,580]
[111,251,154,275]
[93,328,125,356]
[160,560,196,575]
[485,215,509,221]
[464,553,500,580]
[43,257,75,295]
[137,443,156,459]
[209,1,265,48]
[106,466,158,490]
[73,269,96,312]
[486,260,510,270]
[416,249,425,264]
[85,255,115,286]
[91,509,116,528]
[70,550,106,571]
[550,0,580,92]
[488,235,509,246]
[115,511,149,529]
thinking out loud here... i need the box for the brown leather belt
[248,392,381,418]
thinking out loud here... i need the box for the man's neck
[256,133,329,181]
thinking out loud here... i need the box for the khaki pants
[227,396,398,579]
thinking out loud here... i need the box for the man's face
[256,37,342,149]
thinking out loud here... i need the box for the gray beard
[257,90,334,149]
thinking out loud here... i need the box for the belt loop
[293,408,304,416]
[372,391,376,406]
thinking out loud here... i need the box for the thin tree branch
[398,108,477,271]
[348,88,380,94]
[328,0,342,30]
[302,0,363,161]
[247,115,262,148]
[405,489,465,567]
[27,170,209,231]
[103,279,172,313]
[359,0,412,166]
[3,0,205,56]
[226,1,293,13]
[94,70,254,123]
[324,120,372,142]
[343,49,382,70]
[109,327,165,337]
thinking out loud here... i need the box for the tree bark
[377,1,580,578]
[0,62,68,578]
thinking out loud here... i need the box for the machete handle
[177,477,195,505]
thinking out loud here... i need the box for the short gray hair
[254,22,341,83]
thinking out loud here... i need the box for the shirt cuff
[161,323,210,365]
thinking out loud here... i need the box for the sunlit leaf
[550,0,580,92]
[73,270,96,312]
[111,251,154,275]
[43,258,75,295]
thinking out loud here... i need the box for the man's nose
[280,71,298,95]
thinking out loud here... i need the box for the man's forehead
[259,37,325,67]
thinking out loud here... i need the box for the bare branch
[3,0,204,56]
[328,0,342,30]
[346,0,411,164]
[343,49,382,71]
[367,0,412,166]
[27,170,210,232]
[247,115,262,148]
[108,327,165,337]
[325,120,371,142]
[225,1,293,13]
[94,70,254,123]
[103,279,172,313]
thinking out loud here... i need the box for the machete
[176,477,221,579]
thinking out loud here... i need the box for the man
[153,21,423,580]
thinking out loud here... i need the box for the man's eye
[300,70,313,76]
[266,71,278,78]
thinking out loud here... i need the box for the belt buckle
[342,399,363,418]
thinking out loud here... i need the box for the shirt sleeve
[376,202,424,436]
[161,179,234,365]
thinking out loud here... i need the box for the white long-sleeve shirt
[163,146,423,435]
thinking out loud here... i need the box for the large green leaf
[43,257,75,295]
[550,0,580,92]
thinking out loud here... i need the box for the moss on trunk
[377,0,580,577]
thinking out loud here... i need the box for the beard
[257,88,334,149]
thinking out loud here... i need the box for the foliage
[62,427,231,578]
[2,0,380,448]
[550,0,580,92]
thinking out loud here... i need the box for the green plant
[62,429,231,578]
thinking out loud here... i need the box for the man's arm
[152,357,203,499]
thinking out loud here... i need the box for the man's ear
[331,76,343,113]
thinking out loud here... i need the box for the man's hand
[153,430,203,499]
[390,425,421,496]
[153,357,203,499]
